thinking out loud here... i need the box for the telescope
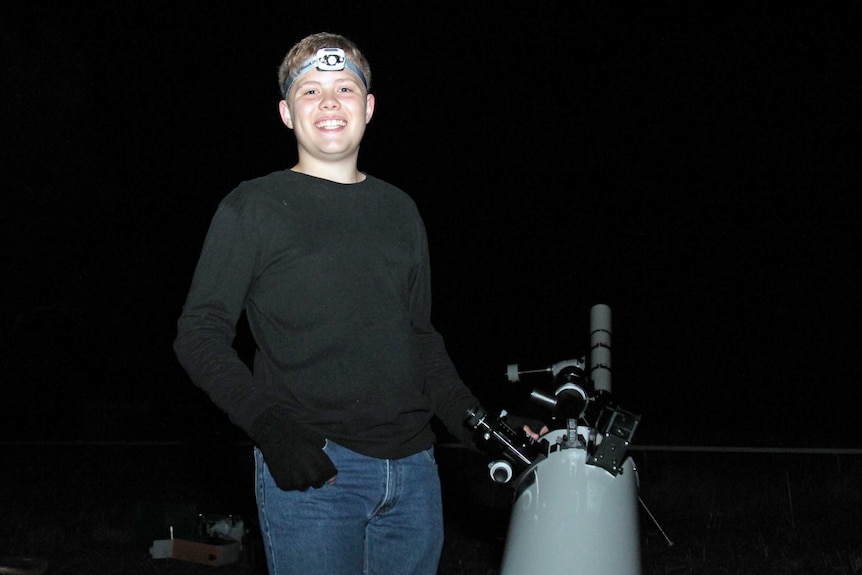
[465,304,643,575]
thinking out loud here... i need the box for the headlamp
[315,47,348,70]
[283,47,368,96]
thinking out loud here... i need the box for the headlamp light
[315,47,347,70]
[283,47,368,96]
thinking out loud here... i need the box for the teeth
[316,119,346,128]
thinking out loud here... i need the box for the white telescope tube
[499,429,641,575]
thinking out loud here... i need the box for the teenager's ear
[279,100,294,129]
[365,93,376,124]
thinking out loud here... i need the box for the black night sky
[2,2,859,449]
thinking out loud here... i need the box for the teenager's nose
[320,91,340,109]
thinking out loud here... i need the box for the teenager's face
[279,68,375,164]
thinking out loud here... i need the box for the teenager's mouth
[315,119,347,129]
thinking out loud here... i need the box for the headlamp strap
[283,47,367,96]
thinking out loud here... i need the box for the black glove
[249,406,337,491]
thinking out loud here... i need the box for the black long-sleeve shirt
[174,170,478,458]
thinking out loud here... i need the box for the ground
[2,444,861,574]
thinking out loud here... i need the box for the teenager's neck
[291,157,366,185]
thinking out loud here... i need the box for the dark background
[2,2,859,449]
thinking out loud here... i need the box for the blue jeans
[254,441,444,575]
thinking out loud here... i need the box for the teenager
[174,32,483,575]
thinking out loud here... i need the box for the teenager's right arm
[173,199,265,433]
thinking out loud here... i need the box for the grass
[635,450,862,574]
[1,444,861,574]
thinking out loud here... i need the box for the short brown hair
[278,32,372,99]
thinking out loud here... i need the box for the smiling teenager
[173,32,486,575]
